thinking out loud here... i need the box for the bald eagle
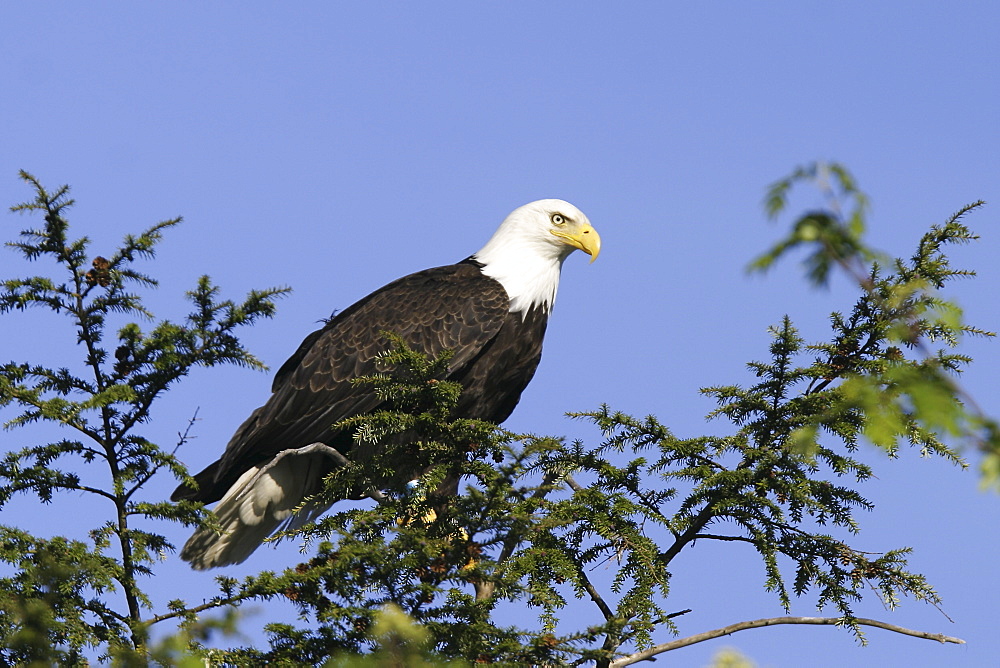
[173,200,600,569]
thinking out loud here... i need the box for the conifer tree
[0,166,993,665]
[0,172,289,663]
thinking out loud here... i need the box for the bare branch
[169,407,201,456]
[577,562,615,622]
[125,408,202,504]
[564,473,584,492]
[144,594,248,626]
[609,616,965,667]
[693,533,756,545]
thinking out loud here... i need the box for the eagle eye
[551,213,566,225]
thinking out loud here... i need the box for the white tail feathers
[180,445,337,570]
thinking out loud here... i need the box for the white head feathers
[473,199,599,315]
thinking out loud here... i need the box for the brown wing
[172,260,509,502]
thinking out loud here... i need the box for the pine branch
[609,616,965,667]
[144,594,247,627]
[577,562,614,622]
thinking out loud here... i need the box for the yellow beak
[551,222,601,263]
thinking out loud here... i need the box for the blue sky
[2,3,998,665]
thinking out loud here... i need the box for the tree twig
[563,473,584,492]
[692,533,757,545]
[144,594,249,626]
[125,407,202,504]
[577,562,614,622]
[609,616,965,667]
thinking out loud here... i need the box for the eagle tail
[179,446,334,570]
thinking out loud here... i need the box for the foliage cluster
[0,166,989,665]
[0,172,288,663]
